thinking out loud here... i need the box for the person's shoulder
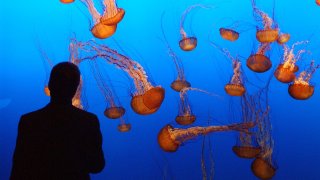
[71,106,99,122]
[20,106,48,121]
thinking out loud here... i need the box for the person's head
[48,62,80,100]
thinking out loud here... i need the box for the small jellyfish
[274,41,307,83]
[251,1,279,43]
[277,33,290,44]
[60,0,75,3]
[179,5,209,51]
[44,86,50,96]
[247,43,272,73]
[225,60,246,96]
[117,117,131,132]
[288,61,319,100]
[219,28,239,42]
[70,39,165,115]
[158,122,255,152]
[175,87,196,125]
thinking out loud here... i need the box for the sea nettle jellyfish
[70,39,165,115]
[210,43,246,96]
[219,28,239,42]
[158,122,255,152]
[288,61,319,100]
[251,1,279,43]
[247,43,272,73]
[89,60,125,119]
[316,0,320,6]
[60,0,75,3]
[277,33,290,44]
[117,117,131,132]
[274,41,307,83]
[179,5,209,51]
[80,0,124,39]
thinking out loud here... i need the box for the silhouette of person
[10,62,105,180]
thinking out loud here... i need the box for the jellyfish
[274,41,307,83]
[247,43,272,73]
[277,33,290,44]
[316,0,320,6]
[80,0,123,39]
[251,1,279,43]
[117,117,131,132]
[72,77,85,109]
[175,88,196,125]
[70,39,165,115]
[288,60,319,100]
[219,28,239,42]
[37,45,54,96]
[158,121,255,152]
[179,5,209,51]
[89,60,126,119]
[60,0,75,3]
[100,0,125,26]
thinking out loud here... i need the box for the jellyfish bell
[274,64,297,83]
[251,158,276,179]
[60,0,75,3]
[288,83,314,100]
[316,0,320,6]
[256,29,279,43]
[179,37,197,51]
[232,145,261,159]
[247,54,272,73]
[118,123,131,132]
[44,86,50,96]
[158,125,180,152]
[277,33,290,44]
[224,83,246,96]
[171,80,191,92]
[91,23,117,39]
[101,8,125,26]
[219,28,239,41]
[175,114,196,125]
[104,106,125,119]
[130,87,165,115]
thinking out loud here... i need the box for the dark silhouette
[10,62,105,180]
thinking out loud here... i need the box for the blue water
[1,0,320,179]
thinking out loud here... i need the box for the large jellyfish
[70,39,165,115]
[179,5,209,51]
[89,60,125,119]
[274,41,307,83]
[80,0,124,39]
[316,0,320,6]
[158,121,255,152]
[247,43,272,73]
[288,60,319,100]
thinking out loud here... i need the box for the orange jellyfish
[37,44,54,97]
[89,60,126,119]
[60,0,75,3]
[225,60,246,96]
[158,121,255,152]
[288,61,319,100]
[72,77,86,109]
[80,0,119,39]
[70,39,165,115]
[117,117,131,132]
[175,87,196,125]
[179,5,208,51]
[247,43,272,73]
[219,28,239,42]
[277,33,290,44]
[100,0,125,25]
[252,1,279,43]
[274,41,307,83]
[316,0,320,6]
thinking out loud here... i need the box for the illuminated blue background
[1,0,320,179]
